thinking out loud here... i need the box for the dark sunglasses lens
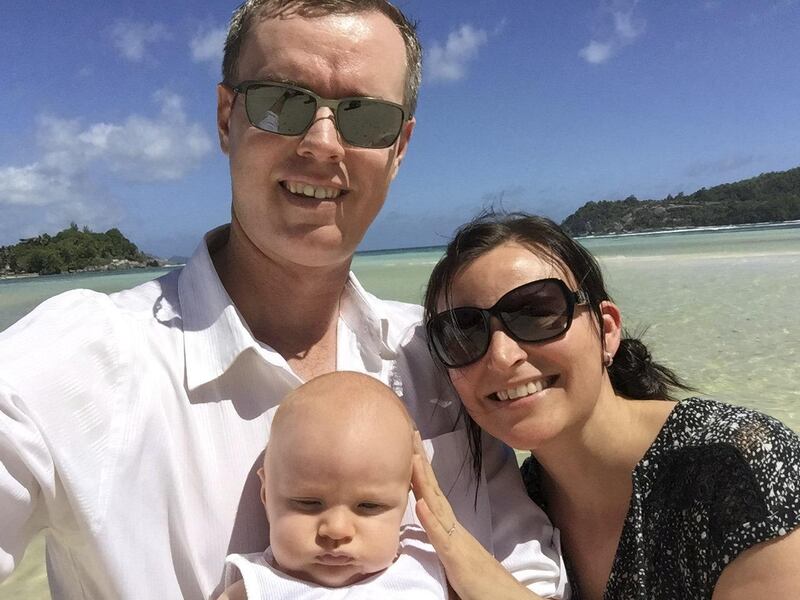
[337,99,404,148]
[431,309,488,367]
[500,281,570,342]
[246,86,316,135]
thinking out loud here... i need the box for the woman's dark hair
[423,211,691,484]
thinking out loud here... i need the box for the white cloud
[427,24,488,83]
[579,0,646,65]
[190,26,227,66]
[37,91,214,182]
[0,93,213,242]
[579,41,615,65]
[110,20,168,63]
[492,18,509,36]
[612,7,645,40]
[0,164,68,207]
[0,164,121,243]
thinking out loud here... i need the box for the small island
[562,165,800,236]
[0,223,160,278]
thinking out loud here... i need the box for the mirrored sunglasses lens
[501,281,570,342]
[338,99,404,148]
[246,86,316,135]
[432,309,488,367]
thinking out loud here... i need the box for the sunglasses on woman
[229,80,409,149]
[427,278,589,369]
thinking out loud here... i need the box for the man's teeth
[284,181,341,199]
[496,379,549,401]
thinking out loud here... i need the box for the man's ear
[257,466,267,508]
[599,300,622,358]
[217,84,235,155]
[389,116,415,181]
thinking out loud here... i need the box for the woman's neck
[531,394,677,600]
[535,394,676,514]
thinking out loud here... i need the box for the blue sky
[2,0,799,256]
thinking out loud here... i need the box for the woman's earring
[603,352,614,368]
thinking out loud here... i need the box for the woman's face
[442,242,615,451]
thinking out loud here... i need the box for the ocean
[1,223,799,598]
[2,223,799,428]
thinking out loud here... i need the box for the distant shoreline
[0,272,40,281]
[356,219,800,254]
[5,220,798,281]
[0,264,180,282]
[573,219,800,240]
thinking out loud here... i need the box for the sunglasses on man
[227,80,409,149]
[427,278,589,369]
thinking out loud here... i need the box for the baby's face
[263,403,412,587]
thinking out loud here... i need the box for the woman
[412,212,800,600]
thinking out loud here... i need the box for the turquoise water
[1,223,799,599]
[0,268,177,329]
[2,225,799,430]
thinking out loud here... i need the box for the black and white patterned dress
[520,398,800,599]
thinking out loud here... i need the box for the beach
[1,224,798,598]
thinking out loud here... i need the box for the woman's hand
[411,431,544,600]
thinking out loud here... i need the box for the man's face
[217,11,414,269]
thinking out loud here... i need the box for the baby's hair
[268,371,415,453]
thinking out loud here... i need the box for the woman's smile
[491,375,559,402]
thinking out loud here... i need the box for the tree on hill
[562,166,800,235]
[0,225,156,276]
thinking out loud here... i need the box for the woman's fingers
[411,433,459,539]
[415,497,455,549]
[412,453,456,516]
[410,435,542,600]
[418,492,539,600]
[411,450,437,498]
[411,431,443,498]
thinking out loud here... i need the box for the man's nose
[318,507,355,542]
[297,108,346,163]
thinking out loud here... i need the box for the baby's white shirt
[223,525,447,599]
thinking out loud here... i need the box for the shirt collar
[178,226,399,391]
[339,270,399,365]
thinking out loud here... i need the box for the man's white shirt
[0,226,568,599]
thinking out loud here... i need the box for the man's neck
[211,224,353,381]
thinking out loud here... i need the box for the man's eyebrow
[255,73,302,87]
[250,75,377,99]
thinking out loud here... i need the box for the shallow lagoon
[1,224,799,598]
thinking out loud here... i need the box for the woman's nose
[485,326,528,372]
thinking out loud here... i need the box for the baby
[220,371,448,599]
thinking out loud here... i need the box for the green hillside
[0,223,158,276]
[562,166,800,236]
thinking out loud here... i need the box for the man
[0,1,567,598]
